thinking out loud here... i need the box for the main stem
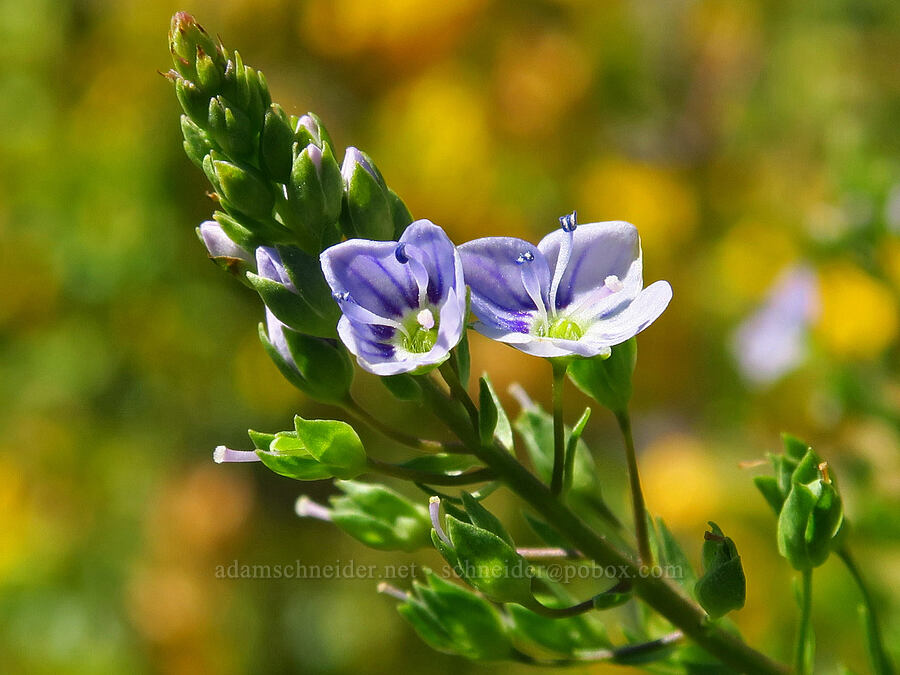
[615,410,653,566]
[794,569,814,675]
[425,373,787,675]
[550,360,567,496]
[837,548,894,675]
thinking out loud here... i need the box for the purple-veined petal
[321,239,418,318]
[399,220,460,304]
[582,280,672,346]
[538,221,642,312]
[256,247,297,292]
[458,237,550,334]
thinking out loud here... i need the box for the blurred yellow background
[1,0,898,672]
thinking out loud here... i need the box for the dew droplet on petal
[516,251,535,264]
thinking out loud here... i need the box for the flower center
[400,307,438,353]
[536,317,584,340]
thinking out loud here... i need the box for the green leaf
[381,373,422,401]
[514,401,596,494]
[411,572,513,660]
[478,377,498,447]
[461,493,513,547]
[754,475,785,515]
[481,373,512,451]
[445,515,533,604]
[655,518,697,591]
[329,481,431,552]
[293,416,367,479]
[694,522,746,619]
[255,432,333,480]
[567,338,636,414]
[280,330,353,404]
[508,603,610,655]
[523,512,572,550]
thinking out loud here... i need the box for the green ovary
[398,307,439,353]
[536,318,584,341]
[404,326,438,353]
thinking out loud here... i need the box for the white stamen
[429,496,451,546]
[417,309,435,330]
[213,446,261,463]
[295,496,332,521]
[604,275,624,293]
[549,228,574,316]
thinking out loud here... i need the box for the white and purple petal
[457,237,550,334]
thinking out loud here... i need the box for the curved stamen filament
[517,252,549,328]
[549,211,577,315]
[563,275,623,320]
[429,496,451,546]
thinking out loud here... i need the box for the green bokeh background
[1,0,898,672]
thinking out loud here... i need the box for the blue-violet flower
[458,213,672,359]
[320,219,466,375]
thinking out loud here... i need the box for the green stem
[424,374,787,675]
[511,630,683,667]
[366,457,494,485]
[615,410,653,566]
[342,397,466,454]
[837,547,895,675]
[438,361,479,428]
[524,596,595,618]
[550,360,567,496]
[794,569,814,675]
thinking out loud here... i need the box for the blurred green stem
[426,369,787,675]
[366,457,494,485]
[837,547,895,675]
[550,360,567,496]
[343,397,465,454]
[794,569,814,675]
[615,410,653,566]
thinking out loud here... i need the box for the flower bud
[207,96,255,160]
[241,416,366,481]
[174,77,209,125]
[694,522,746,619]
[168,12,223,83]
[430,497,533,605]
[247,246,340,338]
[280,141,343,253]
[338,147,395,241]
[196,220,254,279]
[180,115,214,168]
[205,152,274,221]
[220,51,269,132]
[298,481,432,552]
[293,112,334,152]
[754,435,844,570]
[395,571,514,661]
[261,104,295,182]
[259,310,353,403]
[776,450,843,570]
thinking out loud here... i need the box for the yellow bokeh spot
[373,69,495,229]
[711,220,797,309]
[815,262,898,359]
[882,238,900,291]
[493,32,591,137]
[640,434,723,528]
[577,159,697,253]
[300,0,486,61]
[0,457,31,578]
